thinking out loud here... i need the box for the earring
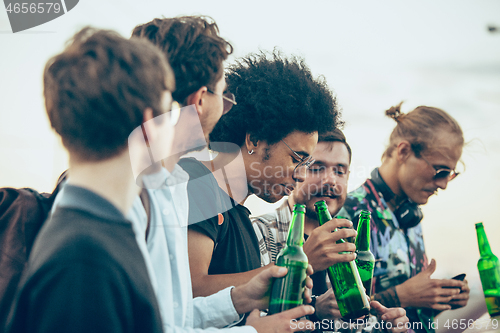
[248,149,254,155]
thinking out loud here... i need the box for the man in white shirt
[129,16,314,333]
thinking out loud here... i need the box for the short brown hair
[318,128,352,163]
[44,27,174,161]
[132,16,233,104]
[383,102,464,159]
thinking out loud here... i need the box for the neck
[67,151,140,215]
[201,150,249,205]
[287,196,318,236]
[378,161,407,209]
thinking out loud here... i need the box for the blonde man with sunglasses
[338,102,470,333]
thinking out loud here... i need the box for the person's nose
[435,177,449,190]
[322,167,338,188]
[292,165,307,183]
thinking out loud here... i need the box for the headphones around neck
[369,168,423,230]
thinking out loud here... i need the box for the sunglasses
[420,155,459,181]
[207,89,237,114]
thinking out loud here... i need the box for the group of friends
[2,15,470,333]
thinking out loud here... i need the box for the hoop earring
[248,149,254,155]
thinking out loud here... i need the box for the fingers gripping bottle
[476,222,500,316]
[314,200,370,320]
[268,204,309,314]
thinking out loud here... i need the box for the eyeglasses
[420,155,459,181]
[207,89,237,114]
[280,139,315,175]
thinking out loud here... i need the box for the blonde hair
[383,102,464,159]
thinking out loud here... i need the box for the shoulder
[178,157,212,179]
[339,181,376,225]
[251,202,288,247]
[31,208,136,271]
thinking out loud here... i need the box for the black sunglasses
[420,155,459,181]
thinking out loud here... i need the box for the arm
[188,229,272,297]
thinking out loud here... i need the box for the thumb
[247,309,261,321]
[257,265,288,284]
[369,301,387,315]
[423,259,436,276]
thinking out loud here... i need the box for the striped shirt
[251,199,292,267]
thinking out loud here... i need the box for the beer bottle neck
[476,224,493,257]
[288,206,305,247]
[315,203,345,244]
[355,213,370,252]
[316,206,331,226]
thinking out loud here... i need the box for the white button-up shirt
[129,165,255,333]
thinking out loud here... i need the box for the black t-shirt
[179,158,261,274]
[5,185,163,333]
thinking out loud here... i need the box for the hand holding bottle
[394,259,464,310]
[246,306,315,333]
[303,217,357,272]
[315,288,341,320]
[230,264,314,315]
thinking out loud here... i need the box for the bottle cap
[293,204,306,213]
[313,200,327,210]
[360,211,371,219]
[475,222,483,228]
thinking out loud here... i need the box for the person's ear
[396,140,413,163]
[185,86,208,118]
[244,133,260,155]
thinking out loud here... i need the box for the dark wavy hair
[132,16,233,104]
[318,128,352,163]
[44,27,173,161]
[209,51,341,150]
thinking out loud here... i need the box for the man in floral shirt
[339,102,470,333]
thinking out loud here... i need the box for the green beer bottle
[314,200,370,320]
[475,222,500,316]
[268,204,309,314]
[355,211,375,297]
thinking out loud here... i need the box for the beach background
[1,0,499,329]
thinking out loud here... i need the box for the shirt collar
[56,184,126,223]
[142,164,189,190]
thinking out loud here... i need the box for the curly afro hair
[209,51,342,150]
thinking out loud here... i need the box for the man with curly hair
[131,17,315,333]
[183,51,343,298]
